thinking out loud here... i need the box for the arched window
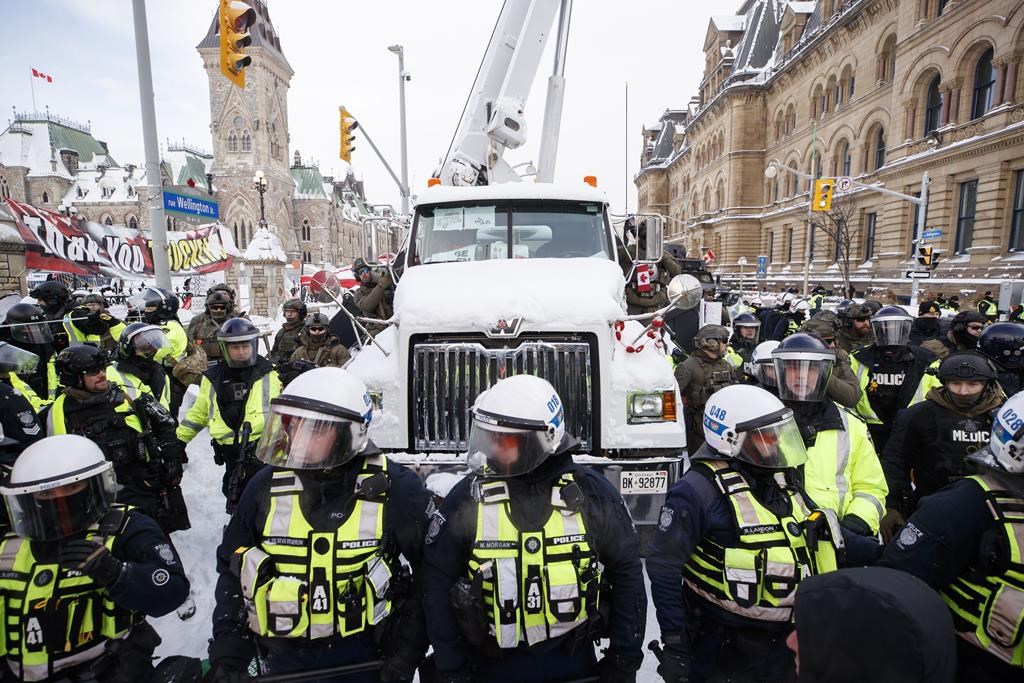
[716,181,725,210]
[241,130,252,152]
[302,218,311,241]
[878,35,897,82]
[924,75,943,135]
[937,0,949,16]
[233,221,239,247]
[775,111,784,140]
[127,216,138,230]
[972,48,996,120]
[835,140,851,177]
[872,127,887,172]
[271,138,280,159]
[41,191,48,204]
[0,177,8,199]
[103,215,113,226]
[228,132,238,152]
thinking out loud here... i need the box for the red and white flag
[703,248,716,263]
[636,263,652,293]
[31,68,53,83]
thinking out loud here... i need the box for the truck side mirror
[630,214,664,263]
[666,274,703,312]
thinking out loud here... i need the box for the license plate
[619,470,668,494]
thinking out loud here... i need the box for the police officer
[728,313,761,369]
[207,368,430,683]
[353,259,395,337]
[835,303,873,354]
[270,298,307,364]
[290,312,351,368]
[648,385,842,683]
[177,318,281,512]
[29,280,74,350]
[128,286,190,415]
[910,301,944,347]
[0,343,43,469]
[879,393,1024,681]
[798,316,862,409]
[979,322,1024,397]
[106,323,172,409]
[849,306,941,453]
[809,286,826,314]
[186,289,236,360]
[0,435,189,681]
[42,345,189,533]
[62,293,126,351]
[1,304,60,410]
[978,291,998,323]
[675,325,741,449]
[423,375,646,682]
[772,334,887,538]
[770,299,809,341]
[749,340,780,391]
[922,309,986,360]
[879,352,1006,541]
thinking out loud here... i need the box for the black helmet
[871,306,913,347]
[217,318,260,368]
[30,281,70,311]
[937,352,998,383]
[55,344,108,389]
[862,300,883,316]
[979,322,1024,370]
[305,312,331,329]
[951,310,986,347]
[836,299,855,316]
[117,322,169,360]
[812,286,827,295]
[772,333,835,403]
[732,313,760,328]
[283,298,307,319]
[127,287,178,323]
[3,303,53,345]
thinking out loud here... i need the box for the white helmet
[254,367,373,470]
[667,274,703,311]
[751,340,781,387]
[986,393,1024,474]
[0,435,116,541]
[750,297,764,307]
[468,375,566,478]
[793,299,811,314]
[702,385,808,469]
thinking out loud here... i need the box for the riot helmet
[4,304,54,345]
[127,286,178,323]
[751,340,781,388]
[55,345,109,390]
[29,281,70,314]
[217,318,260,368]
[0,342,39,375]
[702,385,808,469]
[118,322,169,360]
[871,306,913,347]
[979,322,1024,370]
[732,313,761,342]
[983,393,1024,475]
[772,333,835,403]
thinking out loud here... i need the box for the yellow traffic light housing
[340,107,358,163]
[219,0,256,88]
[917,245,935,268]
[813,178,835,212]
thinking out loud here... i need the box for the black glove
[654,633,691,683]
[205,633,254,682]
[163,459,184,486]
[99,312,123,330]
[59,540,124,587]
[840,513,872,537]
[597,652,642,683]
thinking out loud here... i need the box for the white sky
[2,0,741,214]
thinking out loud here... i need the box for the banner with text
[0,198,240,279]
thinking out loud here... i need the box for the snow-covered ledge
[241,226,288,317]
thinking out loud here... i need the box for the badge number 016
[619,470,668,494]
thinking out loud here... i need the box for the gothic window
[228,132,238,152]
[924,75,943,135]
[271,137,280,159]
[834,140,851,177]
[972,48,996,120]
[937,0,949,16]
[41,191,48,204]
[102,215,113,226]
[302,218,311,241]
[128,215,138,230]
[0,177,8,199]
[242,130,252,152]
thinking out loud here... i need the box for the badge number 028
[619,470,668,494]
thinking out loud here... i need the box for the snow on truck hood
[395,258,626,330]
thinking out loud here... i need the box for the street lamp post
[252,171,268,228]
[388,45,411,216]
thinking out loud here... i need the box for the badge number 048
[619,470,668,494]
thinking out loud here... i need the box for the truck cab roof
[412,182,609,207]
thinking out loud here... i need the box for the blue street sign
[163,191,219,220]
[921,228,942,239]
[756,255,768,278]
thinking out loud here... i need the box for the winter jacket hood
[925,383,1006,418]
[794,566,956,682]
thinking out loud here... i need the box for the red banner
[0,199,239,279]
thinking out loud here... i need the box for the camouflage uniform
[353,270,395,337]
[675,325,741,448]
[619,246,682,315]
[290,330,351,368]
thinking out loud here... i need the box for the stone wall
[0,243,28,293]
[245,259,287,318]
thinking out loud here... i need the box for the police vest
[0,507,135,681]
[850,354,939,424]
[8,358,59,411]
[155,320,188,365]
[45,393,147,466]
[468,473,601,649]
[941,474,1024,667]
[106,365,171,410]
[236,455,396,640]
[683,460,839,622]
[177,371,279,446]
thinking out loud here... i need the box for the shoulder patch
[896,523,923,550]
[425,511,446,545]
[154,543,177,566]
[658,505,674,532]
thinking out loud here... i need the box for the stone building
[637,0,1024,297]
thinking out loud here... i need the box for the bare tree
[809,197,858,299]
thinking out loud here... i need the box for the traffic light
[340,106,358,163]
[812,178,835,212]
[917,245,941,269]
[219,0,256,88]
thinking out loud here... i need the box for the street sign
[905,270,931,279]
[837,176,853,192]
[922,228,942,239]
[756,255,768,279]
[163,191,219,220]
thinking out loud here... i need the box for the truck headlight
[628,391,677,424]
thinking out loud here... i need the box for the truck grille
[411,338,593,452]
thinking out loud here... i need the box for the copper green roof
[176,154,209,186]
[47,122,117,166]
[291,166,328,198]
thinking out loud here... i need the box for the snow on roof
[64,167,143,205]
[788,1,817,13]
[412,182,609,207]
[162,144,213,189]
[712,15,746,32]
[0,113,119,180]
[734,0,783,72]
[243,225,287,262]
[394,258,625,331]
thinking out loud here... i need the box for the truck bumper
[388,450,685,526]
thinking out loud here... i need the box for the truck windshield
[413,200,611,265]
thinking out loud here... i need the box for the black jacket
[205,356,275,432]
[793,567,956,682]
[909,317,943,347]
[0,383,42,467]
[851,344,937,424]
[422,453,646,672]
[212,447,432,659]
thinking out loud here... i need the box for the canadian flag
[703,248,716,263]
[31,68,53,83]
[636,263,652,293]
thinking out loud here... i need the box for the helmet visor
[130,328,169,357]
[0,344,39,374]
[467,422,552,478]
[255,403,360,470]
[871,318,912,347]
[10,321,53,345]
[126,292,154,313]
[3,468,116,541]
[219,338,258,368]
[774,356,834,402]
[735,412,808,469]
[753,359,778,388]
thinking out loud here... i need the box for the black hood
[794,567,956,683]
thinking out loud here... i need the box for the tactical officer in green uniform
[0,435,189,682]
[186,288,238,361]
[422,375,646,683]
[675,325,741,449]
[353,259,395,337]
[290,313,351,368]
[835,302,873,354]
[270,299,307,364]
[207,367,431,683]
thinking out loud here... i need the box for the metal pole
[393,47,410,216]
[910,170,931,307]
[536,0,573,184]
[357,119,407,194]
[258,185,266,227]
[132,0,170,290]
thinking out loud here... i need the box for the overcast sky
[2,0,740,214]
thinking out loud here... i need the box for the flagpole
[29,69,36,111]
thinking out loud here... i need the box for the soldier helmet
[282,298,307,319]
[304,312,331,330]
[55,344,108,389]
[702,385,808,469]
[81,293,107,308]
[979,322,1024,370]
